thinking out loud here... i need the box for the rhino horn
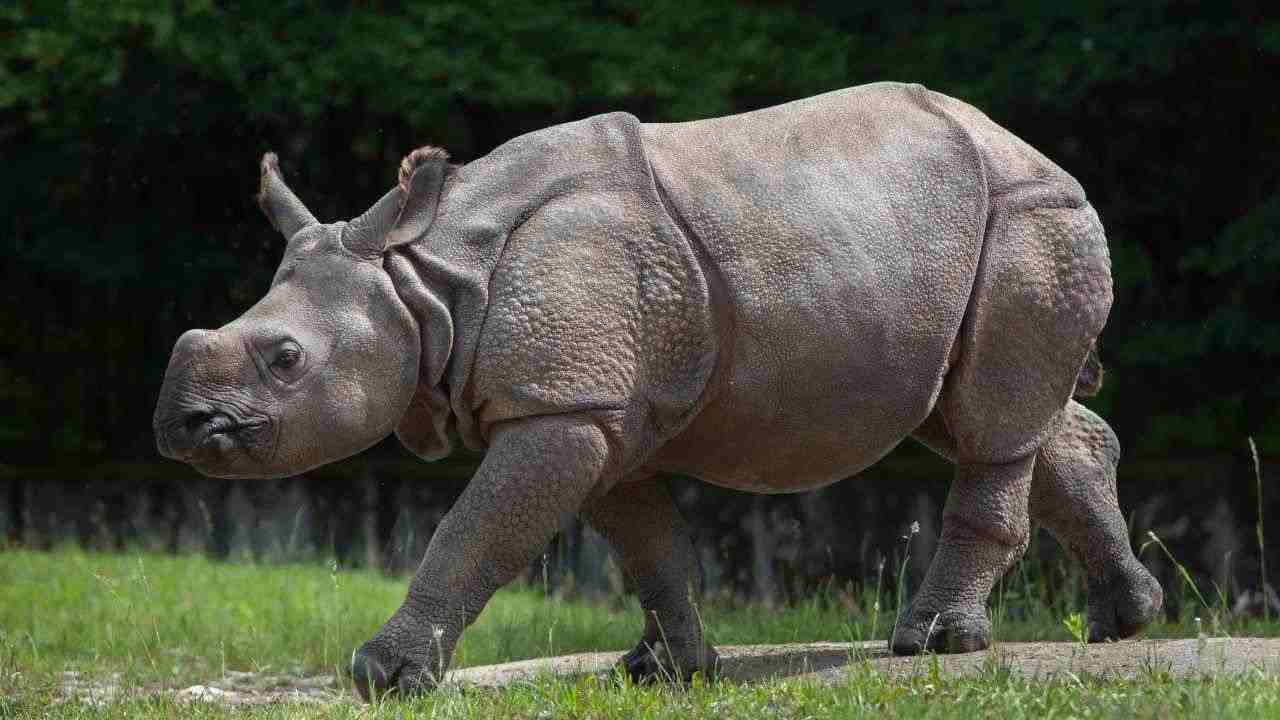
[343,146,452,258]
[256,152,318,240]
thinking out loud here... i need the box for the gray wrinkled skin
[153,82,1162,699]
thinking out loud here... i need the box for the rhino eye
[268,341,305,380]
[274,346,300,368]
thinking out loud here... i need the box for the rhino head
[153,149,450,478]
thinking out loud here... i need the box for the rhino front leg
[892,455,1033,655]
[581,477,718,683]
[350,414,610,700]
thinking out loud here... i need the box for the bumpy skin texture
[580,477,718,682]
[352,414,609,696]
[909,400,1163,651]
[152,82,1162,698]
[1031,402,1163,643]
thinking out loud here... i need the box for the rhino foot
[617,640,719,684]
[890,608,991,655]
[1087,560,1164,642]
[350,639,444,701]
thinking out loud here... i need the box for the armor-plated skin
[154,83,1162,699]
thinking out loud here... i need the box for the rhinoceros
[154,82,1162,698]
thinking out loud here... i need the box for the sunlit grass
[16,658,1280,719]
[4,546,1280,718]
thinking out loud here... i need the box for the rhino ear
[256,152,318,240]
[385,146,451,249]
[341,186,403,260]
[342,145,451,259]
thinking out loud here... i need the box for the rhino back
[640,82,991,490]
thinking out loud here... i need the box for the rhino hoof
[350,642,439,701]
[350,646,392,702]
[1087,562,1164,642]
[890,610,991,655]
[618,640,718,684]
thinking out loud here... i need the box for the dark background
[2,2,1277,612]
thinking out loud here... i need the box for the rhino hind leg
[893,200,1118,655]
[1031,400,1163,641]
[891,454,1034,654]
[581,477,719,683]
[911,402,1163,647]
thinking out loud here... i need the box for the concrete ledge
[446,638,1280,688]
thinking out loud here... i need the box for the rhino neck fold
[383,246,471,460]
[385,110,724,465]
[382,131,584,458]
[383,173,509,459]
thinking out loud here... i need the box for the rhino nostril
[184,412,236,436]
[184,412,212,432]
[161,412,241,460]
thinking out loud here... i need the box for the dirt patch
[57,672,130,707]
[57,670,350,708]
[174,670,346,706]
[57,639,1280,706]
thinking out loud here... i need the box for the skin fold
[153,82,1162,699]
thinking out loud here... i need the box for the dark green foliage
[2,1,1276,463]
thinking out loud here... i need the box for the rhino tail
[1074,343,1105,398]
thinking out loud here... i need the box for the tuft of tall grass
[1252,437,1268,624]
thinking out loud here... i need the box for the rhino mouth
[155,404,276,477]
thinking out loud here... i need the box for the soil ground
[67,638,1278,706]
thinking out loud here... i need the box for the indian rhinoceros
[153,82,1163,698]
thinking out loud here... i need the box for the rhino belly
[649,279,958,494]
[640,84,987,491]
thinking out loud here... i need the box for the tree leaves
[1,1,1277,459]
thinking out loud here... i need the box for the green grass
[17,666,1280,720]
[4,546,1280,718]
